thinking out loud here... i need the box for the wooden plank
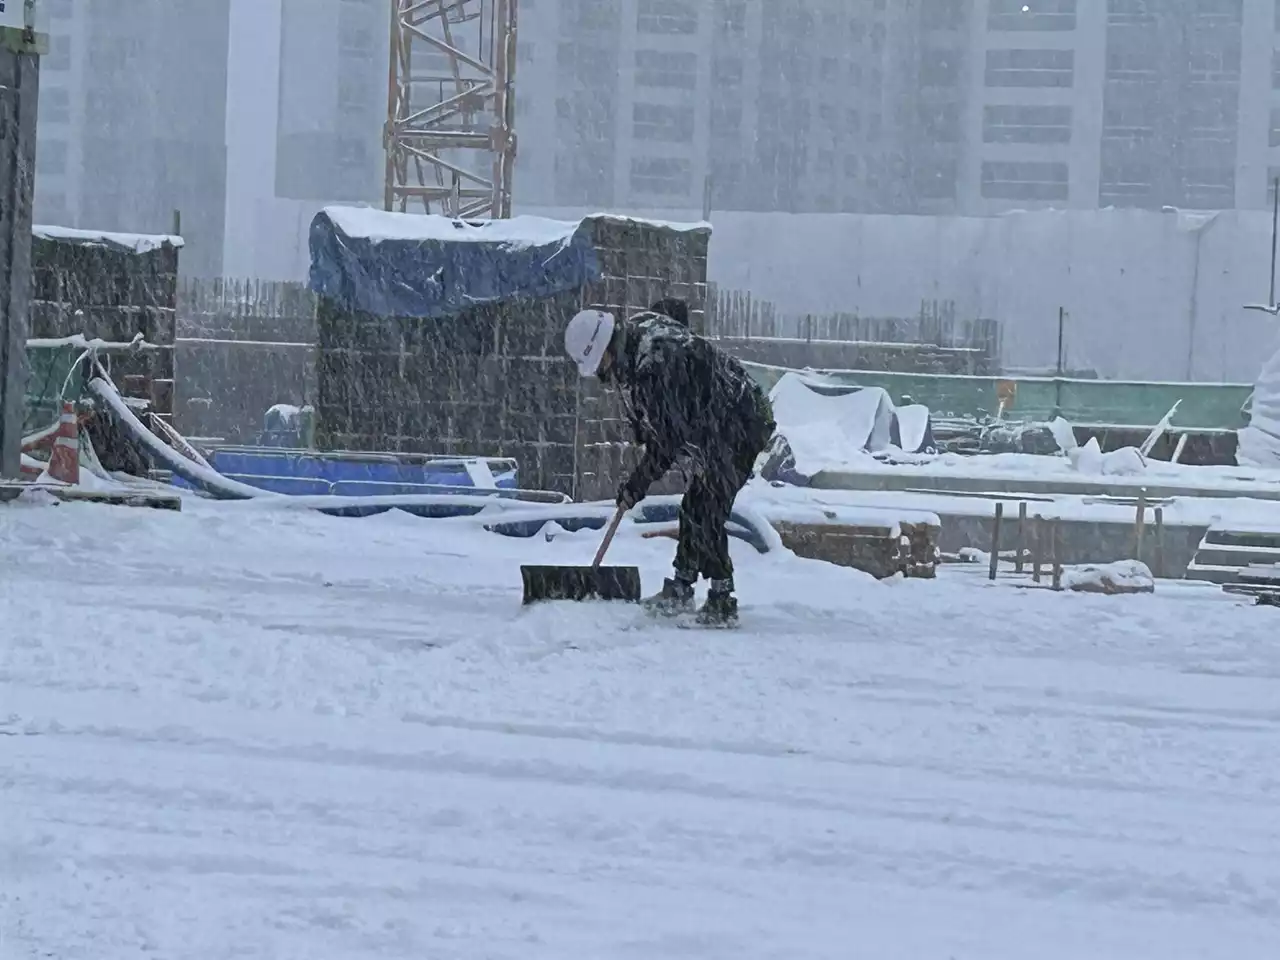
[0,481,181,511]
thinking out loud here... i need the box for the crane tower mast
[383,0,517,218]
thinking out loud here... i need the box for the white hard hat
[564,309,616,376]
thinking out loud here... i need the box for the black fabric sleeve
[621,363,686,498]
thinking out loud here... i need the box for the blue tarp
[308,206,602,319]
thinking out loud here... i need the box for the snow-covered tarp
[32,224,184,254]
[308,206,711,319]
[307,206,603,319]
[761,372,936,485]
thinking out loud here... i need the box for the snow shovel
[521,503,641,604]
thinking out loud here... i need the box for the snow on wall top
[320,205,587,248]
[319,205,711,245]
[583,211,712,234]
[310,206,707,320]
[309,206,600,319]
[32,224,184,254]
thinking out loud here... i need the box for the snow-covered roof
[320,204,711,246]
[32,224,184,253]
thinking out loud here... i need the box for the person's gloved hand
[617,475,646,509]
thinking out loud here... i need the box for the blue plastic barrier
[171,447,519,497]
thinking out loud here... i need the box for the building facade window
[637,0,697,35]
[988,0,1076,32]
[981,160,1069,200]
[985,48,1074,87]
[630,156,691,195]
[636,50,698,89]
[1099,163,1152,204]
[633,103,695,143]
[983,104,1072,144]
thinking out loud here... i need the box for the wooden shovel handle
[592,503,628,570]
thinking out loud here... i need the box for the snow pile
[1237,336,1280,468]
[762,372,934,482]
[1062,559,1156,595]
[1067,437,1149,476]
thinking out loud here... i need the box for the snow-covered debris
[1068,437,1148,476]
[762,372,935,482]
[1062,559,1155,595]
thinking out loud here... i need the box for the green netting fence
[23,343,85,436]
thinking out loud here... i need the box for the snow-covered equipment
[521,503,641,604]
[759,372,936,485]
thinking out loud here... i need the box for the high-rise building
[33,0,230,277]
[514,0,918,215]
[954,0,1266,214]
[517,0,1279,218]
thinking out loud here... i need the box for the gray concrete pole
[0,20,42,480]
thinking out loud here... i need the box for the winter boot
[642,576,695,617]
[696,580,739,626]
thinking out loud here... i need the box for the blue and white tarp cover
[308,206,603,319]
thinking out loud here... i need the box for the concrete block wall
[26,233,180,419]
[314,216,710,500]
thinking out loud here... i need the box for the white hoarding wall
[519,203,1279,385]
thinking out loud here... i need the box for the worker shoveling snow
[759,371,935,485]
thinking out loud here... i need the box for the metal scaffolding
[383,0,517,219]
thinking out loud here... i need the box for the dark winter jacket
[614,312,775,496]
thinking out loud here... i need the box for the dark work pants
[673,441,762,585]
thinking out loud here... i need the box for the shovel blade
[521,564,642,604]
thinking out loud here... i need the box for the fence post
[1050,521,1062,591]
[989,502,1004,581]
[1153,506,1165,579]
[1016,500,1028,573]
[1134,490,1148,562]
[1032,515,1043,583]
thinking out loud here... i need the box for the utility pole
[0,2,46,482]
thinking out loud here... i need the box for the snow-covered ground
[3,497,1279,959]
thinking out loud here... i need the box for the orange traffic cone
[47,401,80,485]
